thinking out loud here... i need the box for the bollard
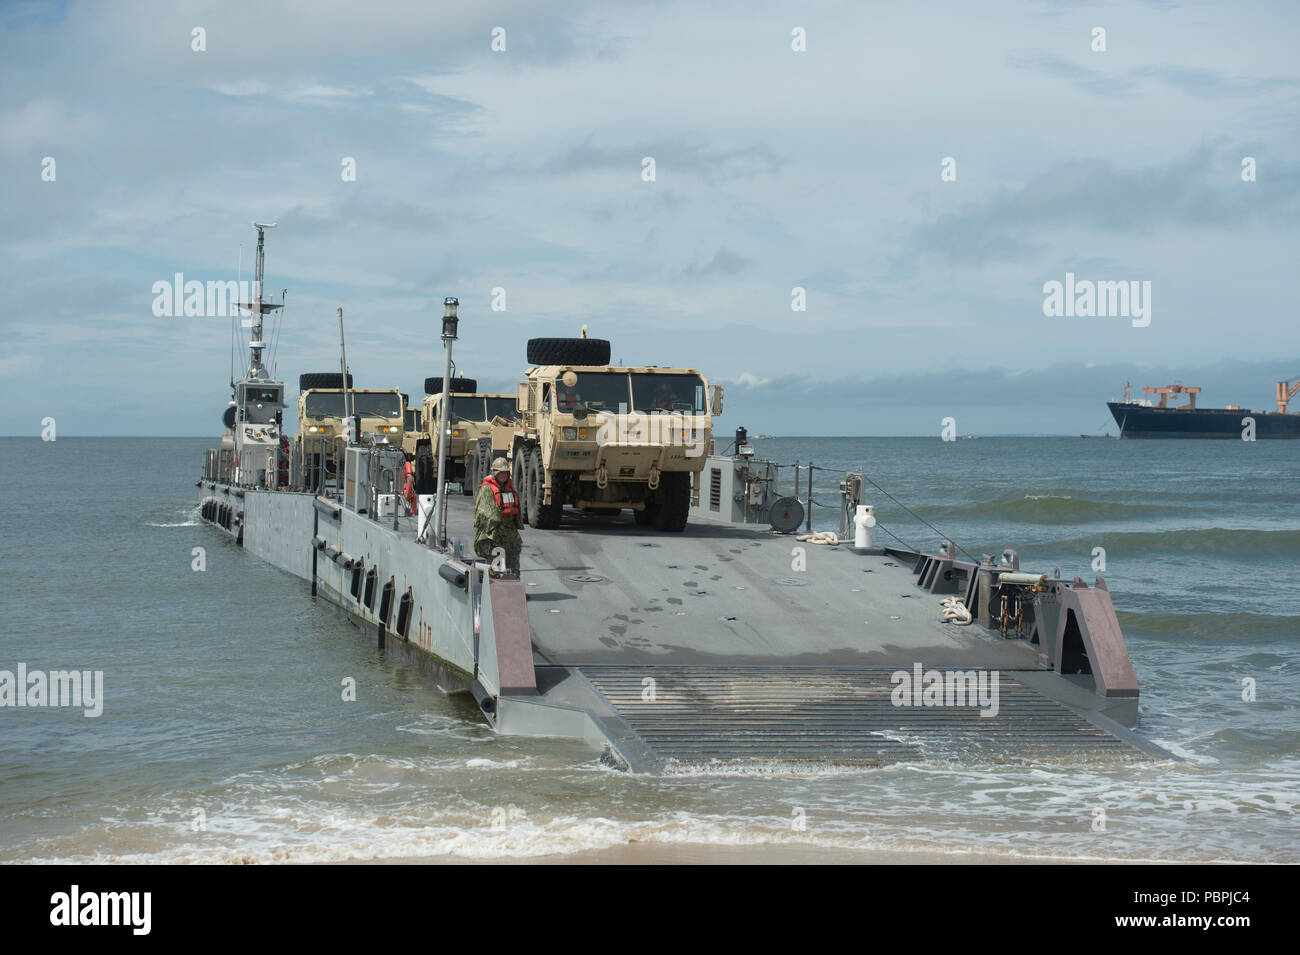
[854,504,876,550]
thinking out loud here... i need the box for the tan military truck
[400,395,421,459]
[294,373,405,484]
[507,335,723,531]
[412,376,520,496]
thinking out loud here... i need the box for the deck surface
[439,496,1154,771]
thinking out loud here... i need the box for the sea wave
[1025,526,1300,560]
[1117,609,1299,644]
[923,494,1181,524]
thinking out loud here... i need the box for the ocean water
[0,435,1296,863]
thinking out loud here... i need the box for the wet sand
[348,844,1099,865]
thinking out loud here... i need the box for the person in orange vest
[474,456,523,574]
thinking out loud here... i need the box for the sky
[1,0,1297,436]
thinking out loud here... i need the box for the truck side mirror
[517,381,534,413]
[710,385,724,415]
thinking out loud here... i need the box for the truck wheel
[299,372,353,390]
[652,473,691,532]
[424,376,477,394]
[634,505,656,526]
[526,337,611,366]
[513,453,530,525]
[464,454,478,495]
[527,446,563,529]
[414,445,436,495]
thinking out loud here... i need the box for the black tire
[413,445,436,495]
[527,446,563,529]
[652,472,691,532]
[222,406,236,430]
[463,454,478,495]
[512,452,530,525]
[424,376,478,395]
[526,337,611,366]
[300,372,352,390]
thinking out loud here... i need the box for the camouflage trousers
[474,534,521,574]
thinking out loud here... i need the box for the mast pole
[434,298,460,550]
[248,221,276,379]
[338,307,353,424]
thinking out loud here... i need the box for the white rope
[795,531,841,545]
[940,596,972,625]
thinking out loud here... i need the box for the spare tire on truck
[300,372,353,390]
[526,337,611,366]
[424,376,477,394]
[222,406,236,430]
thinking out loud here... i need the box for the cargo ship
[198,224,1164,773]
[1108,381,1300,439]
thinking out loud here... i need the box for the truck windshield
[564,373,631,413]
[629,373,706,414]
[305,392,401,419]
[448,397,516,422]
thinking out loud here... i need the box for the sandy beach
[349,845,1097,865]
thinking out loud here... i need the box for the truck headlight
[563,427,577,439]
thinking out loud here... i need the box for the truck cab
[413,390,520,495]
[509,335,723,530]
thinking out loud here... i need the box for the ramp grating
[579,666,1140,772]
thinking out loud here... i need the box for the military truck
[294,373,405,484]
[411,376,520,495]
[507,334,722,531]
[401,396,421,459]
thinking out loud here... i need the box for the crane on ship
[1142,383,1200,409]
[1277,378,1300,414]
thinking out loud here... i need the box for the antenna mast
[240,221,280,381]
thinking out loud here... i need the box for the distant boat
[1108,379,1300,439]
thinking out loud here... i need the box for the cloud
[1008,51,1300,100]
[720,372,772,388]
[1,1,1298,436]
[905,146,1300,266]
[681,249,748,279]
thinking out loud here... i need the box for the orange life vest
[403,460,417,512]
[481,474,519,517]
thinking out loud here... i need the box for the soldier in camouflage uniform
[474,456,523,574]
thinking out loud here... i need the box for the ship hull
[1108,402,1300,439]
